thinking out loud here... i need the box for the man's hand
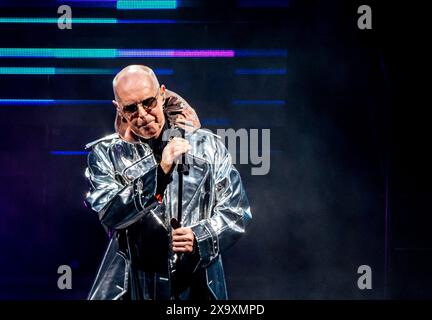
[160,137,191,174]
[172,227,195,253]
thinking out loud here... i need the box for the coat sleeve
[84,142,166,230]
[190,137,252,268]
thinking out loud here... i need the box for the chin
[137,126,159,139]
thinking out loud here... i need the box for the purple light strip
[118,49,235,58]
[171,50,234,57]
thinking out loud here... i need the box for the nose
[136,104,155,123]
[137,104,149,118]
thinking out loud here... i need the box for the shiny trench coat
[84,128,252,300]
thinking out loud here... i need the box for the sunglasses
[122,87,160,116]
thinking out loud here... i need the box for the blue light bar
[117,0,177,9]
[0,17,117,24]
[0,17,182,24]
[0,67,174,75]
[56,68,116,74]
[55,0,178,9]
[55,0,117,9]
[0,48,286,59]
[0,48,117,58]
[0,48,235,59]
[3,0,180,9]
[117,49,235,58]
[0,99,110,105]
[0,67,56,75]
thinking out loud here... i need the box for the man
[84,65,252,300]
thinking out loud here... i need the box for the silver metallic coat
[84,128,252,300]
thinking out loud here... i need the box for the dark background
[0,0,430,299]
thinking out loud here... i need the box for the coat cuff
[190,221,219,268]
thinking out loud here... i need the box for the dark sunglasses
[122,87,160,115]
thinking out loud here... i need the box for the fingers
[172,230,194,242]
[166,138,191,160]
[171,142,191,152]
[173,245,194,253]
[168,137,190,150]
[171,145,192,159]
[172,227,194,236]
[172,241,192,247]
[171,227,195,253]
[172,234,194,242]
[172,239,194,252]
[161,137,192,168]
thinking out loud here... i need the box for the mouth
[140,120,155,129]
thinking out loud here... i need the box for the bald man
[84,65,252,300]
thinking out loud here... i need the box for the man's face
[115,73,165,140]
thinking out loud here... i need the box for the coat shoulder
[85,133,120,150]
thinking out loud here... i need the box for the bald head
[112,65,166,140]
[113,65,160,103]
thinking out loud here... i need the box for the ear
[113,100,124,116]
[160,84,166,95]
[112,99,120,110]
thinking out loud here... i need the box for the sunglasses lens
[123,93,158,115]
[124,104,138,114]
[148,98,157,109]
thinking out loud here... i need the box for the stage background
[0,0,430,299]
